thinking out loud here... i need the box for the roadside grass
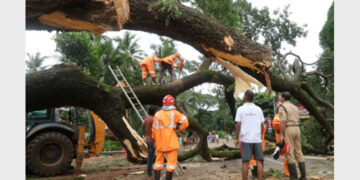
[263,168,285,178]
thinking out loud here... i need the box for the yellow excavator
[26,108,106,176]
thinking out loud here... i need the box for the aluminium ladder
[108,65,185,175]
[108,65,149,122]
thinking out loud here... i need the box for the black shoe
[166,171,173,180]
[251,165,258,178]
[154,170,161,180]
[287,163,298,180]
[298,162,307,180]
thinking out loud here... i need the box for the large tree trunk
[25,0,333,161]
[26,0,272,72]
[26,64,233,163]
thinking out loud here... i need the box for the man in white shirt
[235,90,265,180]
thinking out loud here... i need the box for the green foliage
[191,0,241,29]
[151,36,177,58]
[236,92,275,118]
[25,52,47,73]
[151,0,182,26]
[320,2,334,51]
[303,2,334,120]
[189,0,307,58]
[55,32,100,76]
[103,140,123,151]
[54,31,143,87]
[300,117,328,150]
[217,130,227,138]
[263,168,285,178]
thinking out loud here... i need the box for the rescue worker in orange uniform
[158,53,183,84]
[272,102,290,177]
[248,122,266,178]
[152,95,189,180]
[139,56,161,86]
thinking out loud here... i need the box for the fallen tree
[26,0,333,162]
[26,64,235,162]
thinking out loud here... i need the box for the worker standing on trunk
[158,53,183,84]
[272,102,290,177]
[152,95,189,180]
[139,56,161,86]
[278,92,306,180]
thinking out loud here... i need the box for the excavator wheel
[26,132,74,176]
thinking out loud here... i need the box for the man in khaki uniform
[278,91,306,180]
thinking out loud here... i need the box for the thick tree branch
[26,64,236,163]
[274,58,289,80]
[26,0,272,72]
[240,67,334,138]
[300,83,334,111]
[302,70,332,90]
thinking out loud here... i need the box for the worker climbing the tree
[248,121,266,178]
[158,52,183,84]
[272,101,290,177]
[152,95,189,180]
[139,56,161,86]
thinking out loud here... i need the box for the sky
[25,0,333,96]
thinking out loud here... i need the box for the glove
[273,146,280,160]
[273,140,285,160]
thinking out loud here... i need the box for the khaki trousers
[285,126,305,164]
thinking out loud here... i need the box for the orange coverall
[139,56,161,79]
[272,113,290,177]
[152,109,189,172]
[162,55,178,68]
[248,124,266,168]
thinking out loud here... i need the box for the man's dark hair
[281,91,291,100]
[244,90,254,102]
[148,105,159,116]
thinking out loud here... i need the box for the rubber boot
[151,77,157,85]
[166,171,173,180]
[142,79,147,86]
[298,162,307,180]
[154,170,161,180]
[251,165,258,178]
[287,163,298,180]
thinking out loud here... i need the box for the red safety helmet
[177,59,184,70]
[163,95,175,106]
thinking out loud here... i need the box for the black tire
[26,132,74,176]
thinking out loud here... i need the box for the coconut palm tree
[25,52,48,73]
[150,36,177,58]
[114,31,144,70]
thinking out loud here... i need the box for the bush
[103,140,123,151]
[218,130,227,138]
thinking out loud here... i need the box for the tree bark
[26,0,272,72]
[26,64,233,163]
